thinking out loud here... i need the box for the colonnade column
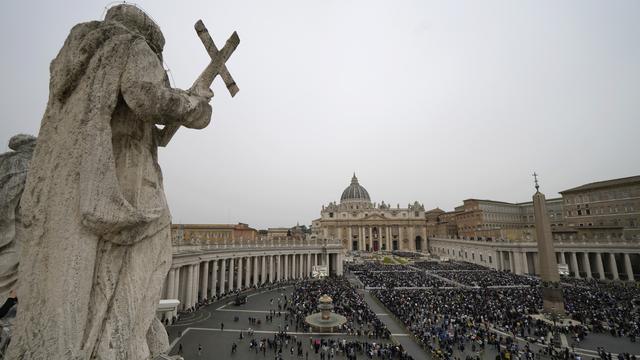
[595,253,605,279]
[185,264,194,310]
[192,263,199,307]
[284,254,289,280]
[211,260,218,297]
[166,268,175,299]
[559,251,567,265]
[268,256,274,282]
[219,259,226,293]
[236,257,243,289]
[293,254,298,279]
[228,258,234,291]
[570,252,580,279]
[307,253,313,277]
[260,256,266,284]
[623,253,634,281]
[581,252,592,279]
[608,253,619,280]
[245,256,252,288]
[200,261,209,301]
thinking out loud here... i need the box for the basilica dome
[340,174,371,203]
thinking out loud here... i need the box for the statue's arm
[120,39,212,129]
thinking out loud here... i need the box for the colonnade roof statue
[8,4,239,359]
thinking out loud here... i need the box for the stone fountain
[304,294,347,333]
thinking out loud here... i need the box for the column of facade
[570,252,580,279]
[368,226,373,251]
[228,258,235,291]
[608,253,619,280]
[509,252,515,273]
[385,227,391,251]
[623,253,634,282]
[581,252,592,279]
[495,251,502,271]
[399,227,404,250]
[409,227,416,251]
[210,260,218,297]
[521,252,529,274]
[595,252,605,280]
[347,226,353,250]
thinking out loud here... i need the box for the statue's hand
[191,86,214,102]
[182,94,212,129]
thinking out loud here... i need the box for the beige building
[312,174,428,252]
[560,175,640,242]
[171,223,257,246]
[455,197,565,242]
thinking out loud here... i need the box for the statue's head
[105,4,165,56]
[8,134,36,151]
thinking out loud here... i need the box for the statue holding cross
[8,5,239,359]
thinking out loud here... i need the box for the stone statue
[0,134,36,303]
[8,5,218,359]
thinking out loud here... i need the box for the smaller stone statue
[0,134,36,357]
[0,134,36,302]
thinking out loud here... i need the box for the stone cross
[159,20,240,146]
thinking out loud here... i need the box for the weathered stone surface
[0,134,36,303]
[8,5,212,360]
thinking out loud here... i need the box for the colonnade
[162,248,344,317]
[494,250,635,281]
[429,238,638,282]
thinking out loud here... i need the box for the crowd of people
[372,287,587,359]
[562,279,639,340]
[434,270,540,287]
[289,277,391,339]
[347,263,408,272]
[225,330,414,359]
[412,261,487,271]
[353,270,448,288]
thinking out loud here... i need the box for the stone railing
[172,238,342,254]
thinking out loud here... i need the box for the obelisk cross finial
[532,172,540,191]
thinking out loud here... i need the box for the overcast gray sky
[1,1,639,229]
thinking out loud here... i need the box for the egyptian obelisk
[532,173,565,315]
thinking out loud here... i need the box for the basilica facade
[312,174,428,252]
